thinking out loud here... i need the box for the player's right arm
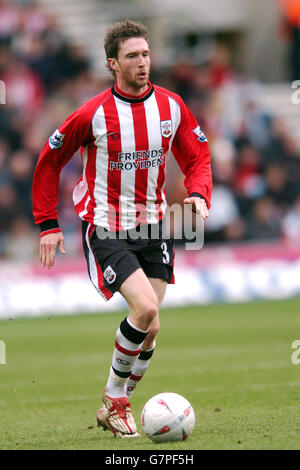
[40,231,66,269]
[32,103,93,268]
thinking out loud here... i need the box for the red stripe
[115,340,142,356]
[85,142,97,221]
[131,102,149,225]
[74,190,88,215]
[129,374,143,382]
[102,96,122,231]
[88,223,112,300]
[88,222,95,239]
[154,91,172,220]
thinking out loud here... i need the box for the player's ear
[108,58,119,73]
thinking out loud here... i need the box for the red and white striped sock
[106,317,148,398]
[126,345,155,398]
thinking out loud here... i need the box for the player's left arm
[171,98,212,218]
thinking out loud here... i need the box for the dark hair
[104,19,149,78]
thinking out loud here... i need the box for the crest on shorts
[103,265,116,284]
[160,120,172,138]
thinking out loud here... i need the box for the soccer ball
[141,392,195,442]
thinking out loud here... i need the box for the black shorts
[82,220,175,301]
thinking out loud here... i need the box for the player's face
[111,37,150,94]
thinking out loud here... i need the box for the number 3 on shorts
[161,242,170,264]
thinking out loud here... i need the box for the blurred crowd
[1,0,300,261]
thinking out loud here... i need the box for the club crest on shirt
[160,120,172,138]
[49,129,65,149]
[193,125,207,143]
[103,265,116,284]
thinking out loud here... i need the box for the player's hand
[184,197,209,219]
[40,232,66,269]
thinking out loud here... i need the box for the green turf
[0,298,300,450]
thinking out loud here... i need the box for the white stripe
[85,223,107,301]
[160,95,181,214]
[85,223,98,288]
[116,328,142,351]
[73,149,89,218]
[73,150,88,206]
[114,96,137,230]
[92,106,109,228]
[79,195,90,219]
[160,185,167,214]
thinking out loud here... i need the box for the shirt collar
[112,81,154,103]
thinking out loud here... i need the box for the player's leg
[84,225,157,396]
[125,232,174,399]
[87,223,173,437]
[101,268,161,437]
[83,225,156,437]
[106,268,160,397]
[126,278,167,398]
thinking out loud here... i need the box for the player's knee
[130,294,159,330]
[143,303,159,326]
[134,299,158,329]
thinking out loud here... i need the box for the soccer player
[32,19,212,438]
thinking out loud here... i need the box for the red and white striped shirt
[32,82,212,232]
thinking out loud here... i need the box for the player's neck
[115,80,150,99]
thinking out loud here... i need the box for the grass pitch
[0,298,300,450]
